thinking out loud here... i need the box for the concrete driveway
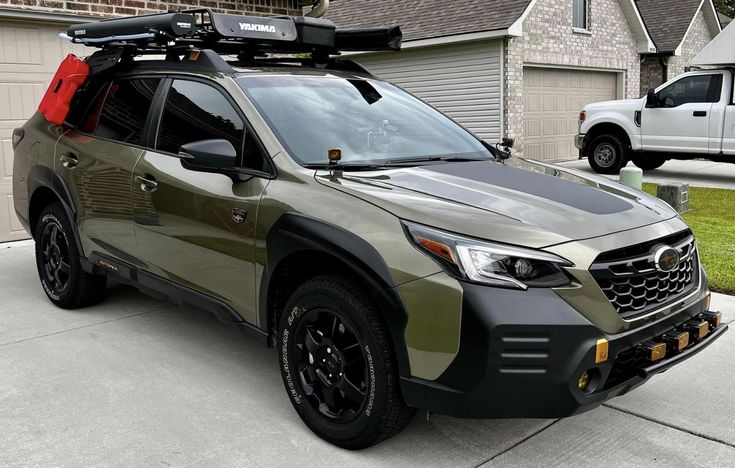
[559,159,735,190]
[2,241,734,467]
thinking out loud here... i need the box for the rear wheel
[34,203,106,309]
[278,276,414,449]
[588,134,628,174]
[632,154,666,171]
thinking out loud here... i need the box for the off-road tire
[278,276,415,449]
[632,154,666,171]
[34,203,106,309]
[588,134,628,174]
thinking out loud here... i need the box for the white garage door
[356,40,502,142]
[0,18,89,243]
[523,67,618,161]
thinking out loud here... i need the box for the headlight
[403,221,574,290]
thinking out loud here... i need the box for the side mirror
[179,139,237,169]
[179,139,255,182]
[645,88,659,108]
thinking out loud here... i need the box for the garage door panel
[523,67,617,162]
[358,40,502,142]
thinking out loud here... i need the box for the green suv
[12,10,727,449]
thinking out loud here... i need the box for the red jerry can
[38,54,90,125]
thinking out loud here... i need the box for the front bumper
[400,282,727,419]
[575,133,585,150]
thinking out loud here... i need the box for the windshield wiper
[383,155,492,166]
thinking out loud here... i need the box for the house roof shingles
[635,0,704,53]
[325,0,533,42]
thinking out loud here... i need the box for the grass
[643,183,735,295]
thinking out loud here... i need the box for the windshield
[236,75,493,166]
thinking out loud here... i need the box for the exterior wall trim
[508,0,537,36]
[0,7,98,24]
[674,0,722,56]
[619,0,657,53]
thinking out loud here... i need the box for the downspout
[659,55,669,82]
[303,0,330,18]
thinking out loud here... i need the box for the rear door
[641,73,722,153]
[55,77,162,262]
[132,77,272,324]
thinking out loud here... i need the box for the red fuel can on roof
[38,54,90,126]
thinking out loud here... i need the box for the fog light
[578,371,590,391]
[702,311,722,329]
[685,320,709,340]
[662,331,689,352]
[639,341,667,361]
[595,338,609,364]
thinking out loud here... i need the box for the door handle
[135,175,158,192]
[693,111,708,117]
[59,152,78,168]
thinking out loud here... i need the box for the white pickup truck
[576,68,733,174]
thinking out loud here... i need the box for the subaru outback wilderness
[12,11,727,449]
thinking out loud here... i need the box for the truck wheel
[278,276,415,449]
[588,134,627,174]
[34,203,106,309]
[632,155,666,171]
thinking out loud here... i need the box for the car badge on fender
[232,208,248,224]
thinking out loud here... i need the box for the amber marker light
[663,331,689,352]
[416,237,455,263]
[639,340,666,361]
[578,371,590,391]
[595,338,608,364]
[704,290,712,310]
[702,311,722,329]
[328,147,342,163]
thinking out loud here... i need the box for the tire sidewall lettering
[282,306,304,405]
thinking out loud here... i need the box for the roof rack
[64,9,401,61]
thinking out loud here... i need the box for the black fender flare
[27,165,84,254]
[260,213,411,378]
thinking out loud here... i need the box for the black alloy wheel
[292,308,369,423]
[34,203,106,309]
[39,219,71,297]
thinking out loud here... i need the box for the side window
[657,75,719,107]
[89,79,161,145]
[156,80,265,170]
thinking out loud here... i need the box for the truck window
[657,75,721,107]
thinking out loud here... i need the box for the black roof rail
[65,9,401,62]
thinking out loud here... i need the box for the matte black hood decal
[421,161,633,215]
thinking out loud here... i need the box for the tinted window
[237,76,491,165]
[93,79,160,145]
[156,80,246,167]
[658,75,719,107]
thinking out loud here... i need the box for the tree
[715,0,735,18]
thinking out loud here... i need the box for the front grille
[590,231,698,319]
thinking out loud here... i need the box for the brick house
[327,0,722,161]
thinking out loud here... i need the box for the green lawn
[643,183,735,295]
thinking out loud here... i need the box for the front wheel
[632,154,666,171]
[278,276,415,449]
[588,134,628,174]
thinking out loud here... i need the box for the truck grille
[590,231,698,319]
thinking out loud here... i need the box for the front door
[641,73,722,153]
[133,78,272,324]
[55,77,162,262]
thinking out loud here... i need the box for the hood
[584,98,643,111]
[315,158,678,248]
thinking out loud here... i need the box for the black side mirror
[645,88,659,108]
[179,139,254,182]
[179,139,237,169]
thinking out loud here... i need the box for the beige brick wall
[640,55,664,97]
[0,0,301,17]
[504,0,640,157]
[668,11,714,78]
